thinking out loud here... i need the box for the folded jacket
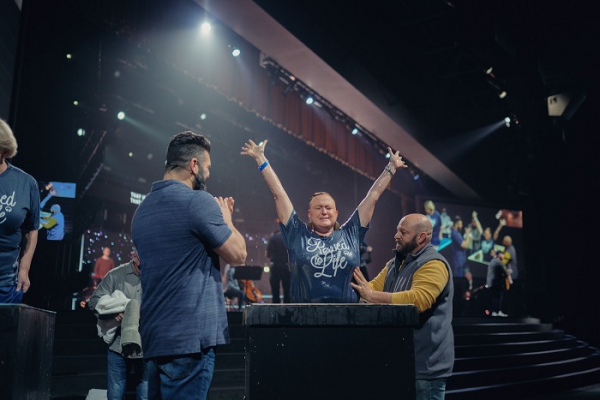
[121,299,142,356]
[95,290,131,344]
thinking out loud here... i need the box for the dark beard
[396,235,418,256]
[192,171,206,191]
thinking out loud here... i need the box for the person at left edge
[241,139,407,303]
[131,131,247,400]
[0,118,40,304]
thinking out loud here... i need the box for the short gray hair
[0,119,18,159]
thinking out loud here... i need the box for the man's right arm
[213,196,247,265]
[215,230,246,265]
[88,273,114,313]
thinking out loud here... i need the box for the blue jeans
[107,350,148,400]
[0,285,23,304]
[415,378,446,400]
[146,348,216,400]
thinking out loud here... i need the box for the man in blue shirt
[132,131,247,399]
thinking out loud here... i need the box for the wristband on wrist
[385,165,395,176]
[258,160,270,172]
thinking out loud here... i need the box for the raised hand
[387,147,408,173]
[241,139,268,161]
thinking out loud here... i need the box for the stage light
[66,54,72,60]
[76,128,86,137]
[114,70,121,78]
[117,111,126,120]
[409,168,420,180]
[200,22,211,34]
[485,67,493,75]
[128,152,133,157]
[504,117,511,127]
[73,100,79,106]
[352,128,359,135]
[305,96,314,105]
[486,77,507,99]
[232,48,241,57]
[200,113,207,120]
[385,153,391,159]
[547,91,586,120]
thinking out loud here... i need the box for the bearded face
[395,232,419,256]
[192,169,206,191]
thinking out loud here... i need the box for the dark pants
[224,288,245,310]
[146,348,216,400]
[490,287,505,313]
[269,264,290,304]
[0,285,23,303]
[107,350,147,399]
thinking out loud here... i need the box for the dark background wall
[0,0,20,119]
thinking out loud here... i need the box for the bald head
[395,213,433,255]
[404,213,432,236]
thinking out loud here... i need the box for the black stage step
[50,310,246,400]
[447,317,600,399]
[50,311,600,400]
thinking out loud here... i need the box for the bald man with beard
[351,213,454,400]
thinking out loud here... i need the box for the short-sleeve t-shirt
[280,209,367,303]
[0,163,40,286]
[131,180,232,358]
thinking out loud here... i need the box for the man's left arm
[357,148,407,227]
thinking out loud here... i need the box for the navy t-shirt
[280,209,367,303]
[131,180,232,358]
[0,163,40,286]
